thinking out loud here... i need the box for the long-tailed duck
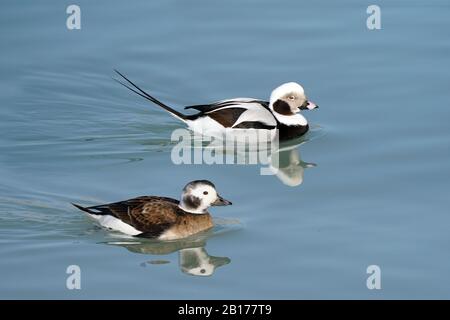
[72,180,231,240]
[114,70,318,141]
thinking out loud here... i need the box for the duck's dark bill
[212,196,232,206]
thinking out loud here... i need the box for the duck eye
[288,95,296,100]
[203,191,208,195]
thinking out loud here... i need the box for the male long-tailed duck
[114,70,318,141]
[72,180,231,240]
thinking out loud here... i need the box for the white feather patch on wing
[186,116,227,137]
[186,101,277,140]
[232,104,277,127]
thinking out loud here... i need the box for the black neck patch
[182,194,202,210]
[272,99,294,115]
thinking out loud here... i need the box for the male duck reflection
[200,137,316,187]
[114,70,318,141]
[73,180,231,240]
[269,142,317,187]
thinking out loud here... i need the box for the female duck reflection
[172,132,317,187]
[107,233,230,277]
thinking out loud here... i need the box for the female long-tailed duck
[114,70,318,141]
[72,180,231,240]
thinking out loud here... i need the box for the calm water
[1,1,450,299]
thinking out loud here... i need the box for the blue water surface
[0,0,449,299]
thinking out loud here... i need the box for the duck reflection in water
[106,232,230,277]
[187,135,317,187]
[269,140,316,187]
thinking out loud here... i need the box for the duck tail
[113,69,188,123]
[72,203,95,215]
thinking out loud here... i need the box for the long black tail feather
[72,203,95,214]
[113,69,187,121]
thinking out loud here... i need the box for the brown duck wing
[85,196,180,238]
[128,200,181,238]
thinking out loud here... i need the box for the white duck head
[179,180,232,214]
[269,82,318,126]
